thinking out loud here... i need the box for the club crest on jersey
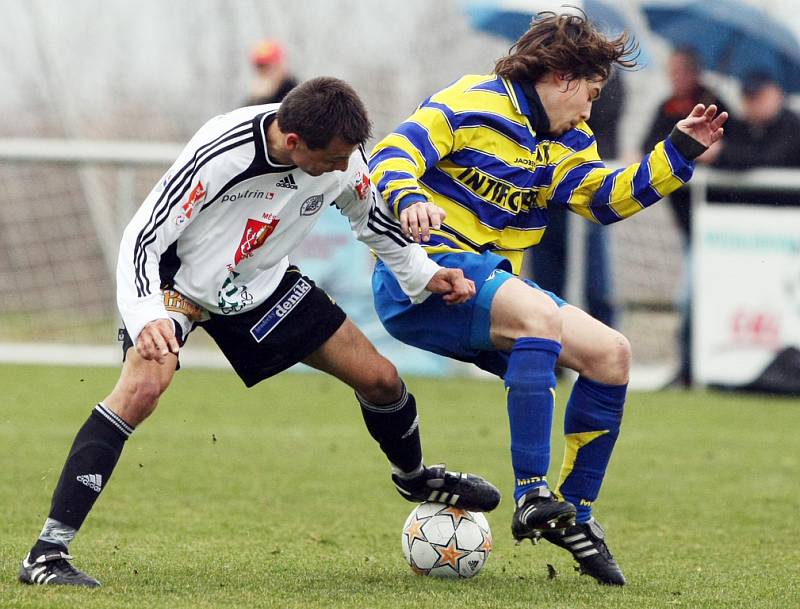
[234,217,280,265]
[182,180,206,219]
[300,194,324,216]
[354,171,370,201]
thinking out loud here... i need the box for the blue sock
[505,337,562,501]
[556,376,627,522]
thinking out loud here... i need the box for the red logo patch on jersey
[182,181,207,219]
[355,172,370,201]
[234,217,280,265]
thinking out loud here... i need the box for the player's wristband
[668,126,707,161]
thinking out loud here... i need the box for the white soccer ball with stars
[401,501,492,578]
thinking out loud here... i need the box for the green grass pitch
[1,363,798,608]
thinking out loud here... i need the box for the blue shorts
[372,251,566,378]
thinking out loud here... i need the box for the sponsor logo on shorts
[300,194,324,216]
[249,278,312,343]
[485,268,512,283]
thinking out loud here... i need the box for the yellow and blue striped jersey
[369,74,695,274]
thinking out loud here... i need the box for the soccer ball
[401,501,492,578]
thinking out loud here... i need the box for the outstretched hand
[676,104,728,148]
[400,201,446,243]
[426,268,476,305]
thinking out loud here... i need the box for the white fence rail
[1,138,798,388]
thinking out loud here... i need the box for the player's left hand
[400,201,446,243]
[426,268,476,305]
[676,104,728,148]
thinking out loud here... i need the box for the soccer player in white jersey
[18,77,500,588]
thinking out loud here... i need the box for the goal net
[0,1,689,384]
[0,139,686,383]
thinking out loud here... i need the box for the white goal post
[0,137,202,366]
[0,137,182,273]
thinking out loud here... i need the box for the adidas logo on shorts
[76,474,103,493]
[276,174,298,189]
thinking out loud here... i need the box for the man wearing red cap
[246,39,299,106]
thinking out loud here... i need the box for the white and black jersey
[117,104,440,343]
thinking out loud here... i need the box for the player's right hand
[426,268,476,305]
[136,318,180,363]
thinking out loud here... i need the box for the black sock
[357,382,422,474]
[34,403,132,554]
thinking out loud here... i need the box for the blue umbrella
[642,0,800,93]
[464,0,648,63]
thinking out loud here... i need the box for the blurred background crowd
[1,0,799,391]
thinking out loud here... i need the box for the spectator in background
[245,39,299,106]
[642,47,728,237]
[641,47,729,387]
[712,72,800,175]
[528,71,625,329]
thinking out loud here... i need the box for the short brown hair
[494,10,639,84]
[277,76,372,149]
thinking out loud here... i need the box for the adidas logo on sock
[276,174,298,189]
[76,474,102,493]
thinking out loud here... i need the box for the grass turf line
[1,364,798,608]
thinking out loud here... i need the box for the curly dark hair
[277,76,372,149]
[494,10,639,84]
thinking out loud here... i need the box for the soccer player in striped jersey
[18,77,500,588]
[369,12,727,585]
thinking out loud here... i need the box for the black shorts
[120,266,346,387]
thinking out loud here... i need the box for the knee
[357,358,402,404]
[599,332,632,385]
[133,377,165,410]
[108,377,167,426]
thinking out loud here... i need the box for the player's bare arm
[399,201,446,243]
[425,268,475,305]
[676,104,728,148]
[136,318,179,363]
